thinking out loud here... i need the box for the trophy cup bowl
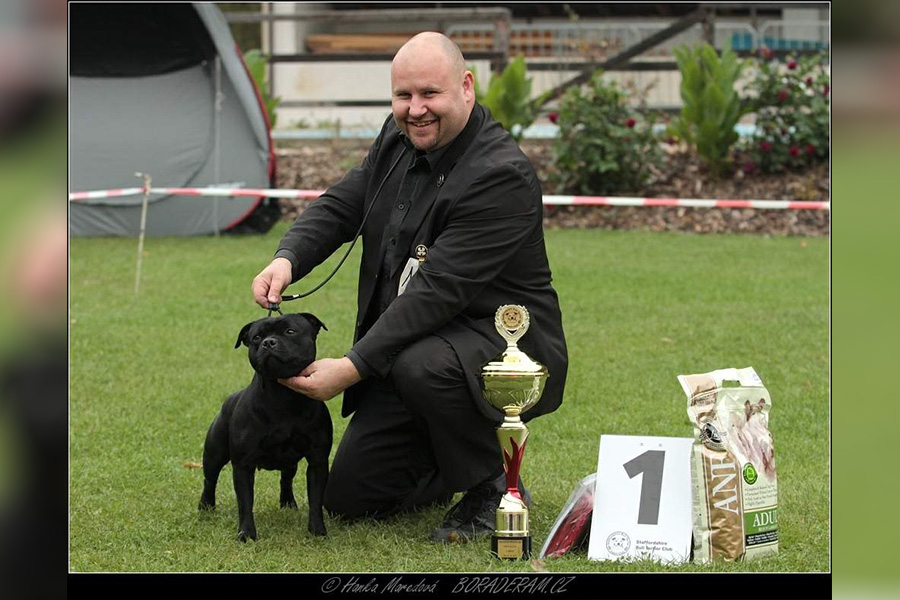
[480,305,549,560]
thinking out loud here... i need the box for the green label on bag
[744,508,777,534]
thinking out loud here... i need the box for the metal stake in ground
[134,172,152,297]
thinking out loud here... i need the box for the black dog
[198,313,332,541]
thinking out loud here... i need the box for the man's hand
[278,357,361,402]
[252,257,293,309]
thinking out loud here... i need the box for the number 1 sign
[588,435,693,564]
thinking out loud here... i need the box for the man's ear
[462,70,475,104]
[298,313,328,335]
[235,321,255,349]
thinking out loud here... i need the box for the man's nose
[409,96,427,118]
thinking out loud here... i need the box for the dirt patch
[274,140,830,236]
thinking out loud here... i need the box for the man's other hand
[278,357,362,402]
[252,257,293,309]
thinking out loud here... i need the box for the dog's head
[234,313,328,379]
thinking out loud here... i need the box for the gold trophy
[480,305,548,560]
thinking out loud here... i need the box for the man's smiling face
[390,37,474,153]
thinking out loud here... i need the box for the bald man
[252,33,568,543]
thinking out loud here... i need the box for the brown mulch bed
[274,140,830,236]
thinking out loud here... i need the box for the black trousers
[323,335,502,520]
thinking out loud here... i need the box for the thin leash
[263,145,409,317]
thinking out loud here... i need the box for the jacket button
[398,203,405,210]
[390,237,396,245]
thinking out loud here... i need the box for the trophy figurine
[480,305,549,560]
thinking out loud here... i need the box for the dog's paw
[198,499,215,511]
[237,528,258,542]
[280,497,298,510]
[308,520,327,537]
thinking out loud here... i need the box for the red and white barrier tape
[543,195,829,210]
[68,187,830,211]
[68,187,146,201]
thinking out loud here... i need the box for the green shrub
[668,43,748,177]
[549,71,664,195]
[739,50,830,174]
[474,56,547,142]
[243,49,281,128]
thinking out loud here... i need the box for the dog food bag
[678,367,778,563]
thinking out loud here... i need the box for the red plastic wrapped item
[539,473,596,559]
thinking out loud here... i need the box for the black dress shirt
[348,136,450,379]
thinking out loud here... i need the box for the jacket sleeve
[350,162,539,376]
[276,118,390,282]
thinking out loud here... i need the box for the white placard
[588,435,693,564]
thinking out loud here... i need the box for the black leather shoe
[430,471,531,543]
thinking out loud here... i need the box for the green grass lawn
[69,223,829,573]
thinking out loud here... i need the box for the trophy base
[491,534,532,560]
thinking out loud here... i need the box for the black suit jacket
[277,103,568,424]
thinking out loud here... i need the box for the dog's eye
[285,329,296,335]
[252,335,261,343]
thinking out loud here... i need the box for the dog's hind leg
[199,414,229,511]
[233,463,258,542]
[280,464,298,509]
[305,458,329,536]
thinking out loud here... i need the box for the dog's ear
[298,313,328,334]
[235,321,255,349]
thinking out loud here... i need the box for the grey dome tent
[70,3,279,236]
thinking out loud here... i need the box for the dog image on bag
[728,399,776,479]
[197,313,333,541]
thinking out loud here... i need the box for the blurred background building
[221,2,829,132]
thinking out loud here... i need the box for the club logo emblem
[606,531,631,556]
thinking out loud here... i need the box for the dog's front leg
[232,463,258,542]
[306,458,329,536]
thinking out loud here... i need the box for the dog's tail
[183,461,203,469]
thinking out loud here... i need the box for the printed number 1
[623,450,665,525]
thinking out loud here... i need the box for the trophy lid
[480,305,549,413]
[481,346,548,378]
[482,305,548,376]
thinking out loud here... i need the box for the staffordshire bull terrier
[198,313,332,541]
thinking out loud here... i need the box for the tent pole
[134,172,152,297]
[213,56,223,237]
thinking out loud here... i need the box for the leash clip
[266,303,283,317]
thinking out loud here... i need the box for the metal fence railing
[757,20,829,51]
[447,19,828,62]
